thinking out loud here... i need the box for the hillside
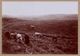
[2,15,78,54]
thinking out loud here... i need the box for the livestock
[4,32,11,39]
[34,32,43,37]
[16,33,24,44]
[10,32,17,40]
[30,25,36,31]
[52,34,67,44]
[35,32,41,35]
[30,25,35,29]
[16,33,30,46]
[24,33,30,46]
[52,34,59,43]
[4,31,31,47]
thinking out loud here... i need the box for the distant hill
[2,14,78,21]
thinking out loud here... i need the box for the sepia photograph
[2,1,78,54]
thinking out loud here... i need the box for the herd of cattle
[4,31,71,47]
[4,31,30,46]
[3,31,75,54]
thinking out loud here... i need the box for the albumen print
[2,1,78,54]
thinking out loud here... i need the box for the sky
[2,1,78,17]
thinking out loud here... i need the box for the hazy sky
[2,1,78,17]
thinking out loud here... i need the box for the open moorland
[2,14,78,54]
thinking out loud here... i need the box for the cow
[52,34,59,44]
[10,32,17,40]
[4,32,11,39]
[52,34,63,44]
[16,33,30,46]
[34,32,43,38]
[16,33,24,43]
[34,32,41,35]
[4,31,31,46]
[24,33,30,46]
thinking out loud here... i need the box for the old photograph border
[2,0,78,1]
[0,0,79,56]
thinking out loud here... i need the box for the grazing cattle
[10,32,17,40]
[30,25,35,28]
[16,33,30,46]
[52,34,59,43]
[35,32,41,35]
[4,31,30,46]
[4,32,10,39]
[34,32,42,37]
[52,34,64,44]
[16,33,24,43]
[24,34,30,45]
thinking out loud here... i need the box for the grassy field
[2,15,78,54]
